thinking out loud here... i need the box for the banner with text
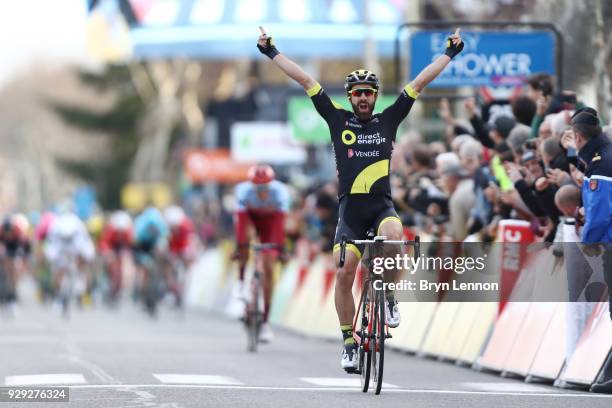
[410,31,556,88]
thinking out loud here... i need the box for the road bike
[139,252,165,317]
[243,242,278,352]
[56,251,87,319]
[339,232,419,395]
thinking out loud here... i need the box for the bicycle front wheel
[358,283,372,392]
[372,285,385,395]
[246,274,262,352]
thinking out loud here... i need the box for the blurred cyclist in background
[34,212,56,302]
[233,164,290,342]
[45,209,96,310]
[0,214,32,314]
[133,207,169,315]
[99,210,133,305]
[164,205,197,308]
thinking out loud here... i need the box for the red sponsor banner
[498,220,535,315]
[184,149,252,184]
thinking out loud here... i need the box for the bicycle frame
[352,273,381,350]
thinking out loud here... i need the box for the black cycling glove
[444,35,464,59]
[257,37,280,59]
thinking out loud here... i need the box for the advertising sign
[410,31,556,88]
[184,149,252,184]
[121,0,407,58]
[288,94,397,144]
[231,122,306,164]
[498,219,535,315]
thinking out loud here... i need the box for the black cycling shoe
[590,379,612,394]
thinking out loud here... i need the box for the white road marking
[153,374,244,385]
[461,382,556,393]
[300,377,399,388]
[5,374,87,386]
[60,384,611,398]
[59,352,117,384]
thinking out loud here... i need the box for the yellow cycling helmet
[87,214,105,238]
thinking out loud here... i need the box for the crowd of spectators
[185,73,611,258]
[378,73,611,247]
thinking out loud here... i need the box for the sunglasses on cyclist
[349,88,378,98]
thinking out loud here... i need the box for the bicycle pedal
[344,368,360,375]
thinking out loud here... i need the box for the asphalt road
[0,301,610,408]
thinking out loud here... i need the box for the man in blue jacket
[572,108,612,393]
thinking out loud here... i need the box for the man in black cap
[467,111,515,151]
[571,107,612,393]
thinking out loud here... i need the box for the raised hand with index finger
[445,27,464,59]
[257,26,280,59]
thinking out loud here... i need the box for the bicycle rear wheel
[144,267,160,317]
[372,286,385,395]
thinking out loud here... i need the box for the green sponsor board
[288,94,397,144]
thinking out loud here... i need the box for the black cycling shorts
[333,194,401,260]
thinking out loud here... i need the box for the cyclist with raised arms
[256,26,463,371]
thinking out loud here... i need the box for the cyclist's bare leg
[77,257,92,301]
[261,251,276,322]
[138,265,148,296]
[332,249,361,326]
[5,259,17,300]
[52,267,66,296]
[111,255,122,299]
[378,219,404,290]
[236,246,249,282]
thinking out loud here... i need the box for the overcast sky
[0,0,92,88]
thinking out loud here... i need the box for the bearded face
[348,85,377,121]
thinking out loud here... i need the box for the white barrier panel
[420,302,461,357]
[439,302,484,361]
[185,248,226,310]
[282,256,326,332]
[310,260,339,339]
[502,302,558,377]
[457,302,497,364]
[403,302,438,352]
[476,302,530,372]
[269,259,300,325]
[300,256,333,337]
[526,302,566,381]
[558,302,612,386]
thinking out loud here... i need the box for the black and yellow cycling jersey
[307,82,418,258]
[306,82,419,198]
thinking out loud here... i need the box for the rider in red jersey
[233,164,290,342]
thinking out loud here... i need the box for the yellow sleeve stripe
[404,84,419,99]
[306,83,322,97]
